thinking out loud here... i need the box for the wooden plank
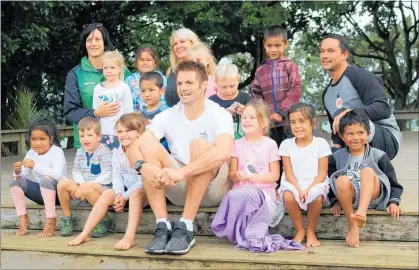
[1,231,418,269]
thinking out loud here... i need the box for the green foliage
[5,87,42,129]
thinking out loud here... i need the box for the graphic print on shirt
[336,94,343,109]
[98,93,123,103]
[199,131,209,140]
[345,161,364,183]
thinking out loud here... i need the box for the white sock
[179,217,194,232]
[156,218,171,230]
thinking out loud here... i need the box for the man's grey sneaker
[60,216,75,236]
[145,222,172,254]
[91,214,113,238]
[165,221,195,255]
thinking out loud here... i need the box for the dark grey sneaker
[60,216,75,236]
[90,214,113,238]
[165,221,195,255]
[145,222,172,254]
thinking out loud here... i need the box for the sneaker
[165,221,195,255]
[91,214,113,238]
[60,216,75,236]
[145,222,172,254]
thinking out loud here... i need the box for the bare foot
[293,229,305,243]
[113,235,135,250]
[351,213,367,228]
[346,226,360,248]
[38,218,56,238]
[306,230,321,247]
[68,233,90,246]
[16,214,30,235]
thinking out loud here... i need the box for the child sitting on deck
[68,113,149,250]
[328,111,403,248]
[9,117,66,237]
[211,100,303,252]
[58,117,113,237]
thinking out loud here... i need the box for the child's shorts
[71,183,112,206]
[352,181,385,209]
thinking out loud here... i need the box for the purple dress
[211,186,304,252]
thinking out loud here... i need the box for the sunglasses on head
[83,23,103,29]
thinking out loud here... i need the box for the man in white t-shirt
[127,61,234,255]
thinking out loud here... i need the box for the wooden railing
[1,111,418,156]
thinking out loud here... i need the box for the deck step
[1,204,418,242]
[1,230,417,269]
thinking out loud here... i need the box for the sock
[180,217,194,232]
[10,186,27,217]
[40,187,57,218]
[156,218,171,230]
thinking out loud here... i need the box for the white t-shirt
[148,99,234,164]
[14,145,67,183]
[278,136,331,181]
[92,81,133,136]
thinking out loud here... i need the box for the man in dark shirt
[320,34,402,160]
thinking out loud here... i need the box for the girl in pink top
[187,43,217,98]
[212,100,303,252]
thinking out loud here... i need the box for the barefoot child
[187,43,217,98]
[93,50,133,150]
[212,100,303,252]
[58,117,113,237]
[328,111,403,248]
[9,117,66,237]
[68,113,149,250]
[125,45,168,112]
[277,103,331,247]
[209,64,251,139]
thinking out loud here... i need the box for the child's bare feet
[293,229,305,243]
[68,233,90,246]
[351,213,367,228]
[306,230,320,247]
[16,214,30,235]
[346,226,360,248]
[38,218,56,237]
[113,235,135,250]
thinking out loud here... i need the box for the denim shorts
[352,181,385,209]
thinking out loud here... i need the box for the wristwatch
[134,160,146,174]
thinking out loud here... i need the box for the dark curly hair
[28,117,61,147]
[338,111,370,135]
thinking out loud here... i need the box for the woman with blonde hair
[187,43,217,98]
[165,28,201,107]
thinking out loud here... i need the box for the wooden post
[18,133,26,156]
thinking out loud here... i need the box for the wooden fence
[1,111,418,156]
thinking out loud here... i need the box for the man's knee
[190,138,212,160]
[39,176,57,191]
[336,176,352,192]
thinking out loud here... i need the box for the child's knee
[57,178,73,191]
[336,176,351,191]
[360,167,376,179]
[39,176,57,191]
[102,189,115,200]
[283,191,295,203]
[9,178,19,188]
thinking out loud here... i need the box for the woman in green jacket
[63,23,131,148]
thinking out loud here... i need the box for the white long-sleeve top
[14,145,67,182]
[112,146,143,200]
[92,81,133,136]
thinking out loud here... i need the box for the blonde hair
[244,100,271,136]
[169,28,201,72]
[187,43,217,76]
[103,50,125,80]
[115,112,148,133]
[78,117,101,135]
[215,63,239,81]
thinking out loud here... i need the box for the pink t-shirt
[205,75,217,98]
[231,136,280,200]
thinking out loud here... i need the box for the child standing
[58,117,113,237]
[212,100,303,252]
[277,103,331,247]
[250,25,302,147]
[68,113,149,250]
[125,45,168,112]
[93,50,133,150]
[139,71,168,120]
[9,117,66,237]
[187,43,217,98]
[328,111,403,248]
[209,64,251,139]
